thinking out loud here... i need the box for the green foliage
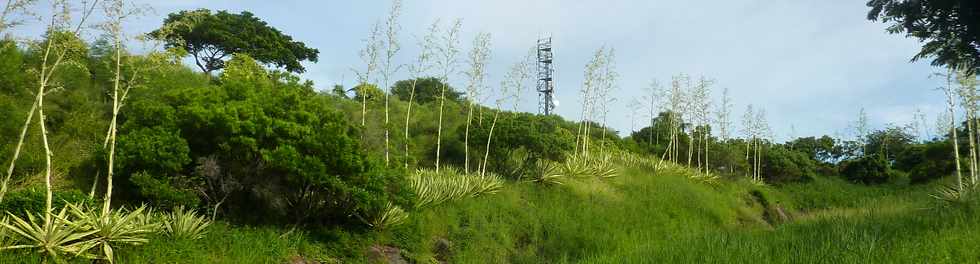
[129,172,200,209]
[895,140,954,184]
[352,83,384,102]
[785,135,840,163]
[370,202,409,231]
[760,146,817,183]
[1,207,99,263]
[867,0,980,72]
[150,9,319,74]
[464,112,576,177]
[840,154,900,184]
[409,167,503,209]
[67,204,158,264]
[162,206,211,240]
[116,55,404,226]
[390,77,463,104]
[0,189,92,217]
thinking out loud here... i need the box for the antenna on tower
[537,37,556,115]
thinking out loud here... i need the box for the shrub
[464,112,576,178]
[130,172,200,209]
[0,189,92,216]
[761,146,816,183]
[840,154,900,185]
[116,55,408,227]
[390,77,463,104]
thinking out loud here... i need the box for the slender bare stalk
[380,0,402,167]
[938,69,964,191]
[403,21,437,169]
[463,32,490,173]
[434,19,461,172]
[354,22,382,128]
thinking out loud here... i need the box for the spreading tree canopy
[867,0,980,72]
[150,9,319,75]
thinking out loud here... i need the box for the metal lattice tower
[537,37,556,115]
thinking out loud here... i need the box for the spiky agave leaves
[589,155,619,179]
[0,216,10,249]
[67,204,157,263]
[0,207,99,263]
[410,167,504,209]
[930,182,980,208]
[162,206,211,240]
[371,202,409,230]
[560,154,593,179]
[530,160,565,185]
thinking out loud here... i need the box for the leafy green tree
[867,0,980,72]
[353,83,384,102]
[150,9,319,75]
[786,135,840,163]
[391,77,462,104]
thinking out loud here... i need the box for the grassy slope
[3,163,978,263]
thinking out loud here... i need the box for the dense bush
[761,146,817,183]
[464,111,576,178]
[894,141,954,184]
[390,77,463,104]
[115,55,409,226]
[840,154,898,184]
[0,188,93,216]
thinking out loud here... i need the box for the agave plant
[1,207,98,263]
[162,207,211,240]
[560,154,593,179]
[930,183,980,208]
[67,204,158,263]
[0,216,10,249]
[410,167,505,209]
[589,155,619,179]
[531,160,565,185]
[471,172,504,196]
[371,202,409,230]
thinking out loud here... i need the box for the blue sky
[10,0,947,142]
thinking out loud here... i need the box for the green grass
[2,162,978,263]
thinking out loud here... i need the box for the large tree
[867,0,980,72]
[150,9,319,75]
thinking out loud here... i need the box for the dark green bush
[463,111,576,178]
[0,188,94,216]
[761,146,816,183]
[115,55,408,226]
[130,171,201,209]
[840,154,899,185]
